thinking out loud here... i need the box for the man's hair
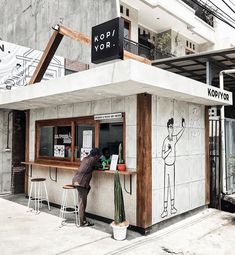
[90,148,100,157]
[167,118,174,128]
[102,147,109,154]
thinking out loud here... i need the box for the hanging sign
[91,17,124,64]
[94,113,122,121]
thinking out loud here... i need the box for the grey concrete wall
[0,0,119,63]
[0,110,12,194]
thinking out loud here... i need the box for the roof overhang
[0,60,232,110]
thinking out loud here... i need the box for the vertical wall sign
[91,17,124,64]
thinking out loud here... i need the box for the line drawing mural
[161,117,186,218]
[0,40,64,89]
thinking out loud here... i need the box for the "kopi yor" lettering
[208,88,229,101]
[94,30,116,52]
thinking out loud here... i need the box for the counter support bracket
[26,164,33,178]
[124,175,132,195]
[49,167,58,182]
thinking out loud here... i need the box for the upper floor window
[124,20,131,39]
[120,5,123,14]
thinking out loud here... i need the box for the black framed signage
[91,17,124,64]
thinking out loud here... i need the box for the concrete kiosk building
[0,58,232,232]
[0,0,235,232]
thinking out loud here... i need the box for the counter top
[22,161,136,175]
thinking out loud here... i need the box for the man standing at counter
[72,148,100,227]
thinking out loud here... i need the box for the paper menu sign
[110,154,119,170]
[83,130,92,148]
[54,145,65,157]
[80,148,92,161]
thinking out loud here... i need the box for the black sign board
[91,17,124,64]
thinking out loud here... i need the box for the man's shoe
[81,220,94,227]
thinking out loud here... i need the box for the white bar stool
[27,178,51,214]
[60,184,80,227]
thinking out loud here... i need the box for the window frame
[35,114,126,164]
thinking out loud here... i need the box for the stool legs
[73,189,79,227]
[60,189,67,220]
[43,182,51,211]
[60,187,79,228]
[27,181,33,209]
[27,179,50,214]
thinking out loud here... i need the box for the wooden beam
[29,24,151,85]
[29,30,64,84]
[124,50,151,65]
[137,93,152,229]
[205,106,210,204]
[58,26,152,65]
[58,25,91,45]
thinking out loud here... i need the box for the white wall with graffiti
[152,95,205,224]
[0,40,65,89]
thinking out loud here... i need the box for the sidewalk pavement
[0,194,234,255]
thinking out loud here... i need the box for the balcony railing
[123,38,175,61]
[181,0,214,27]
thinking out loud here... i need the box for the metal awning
[152,47,235,90]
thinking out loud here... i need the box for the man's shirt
[72,156,97,188]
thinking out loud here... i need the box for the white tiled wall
[152,95,205,224]
[29,96,137,225]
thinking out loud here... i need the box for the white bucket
[111,223,129,241]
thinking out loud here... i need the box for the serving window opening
[99,122,123,156]
[35,113,125,166]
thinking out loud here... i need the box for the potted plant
[117,143,126,171]
[111,170,129,240]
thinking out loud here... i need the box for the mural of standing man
[161,117,186,218]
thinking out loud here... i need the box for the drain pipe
[5,110,14,152]
[220,69,235,194]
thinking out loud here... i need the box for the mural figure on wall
[161,117,186,218]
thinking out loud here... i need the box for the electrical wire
[190,0,235,29]
[206,0,235,24]
[228,0,235,7]
[221,0,235,14]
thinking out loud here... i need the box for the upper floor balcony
[124,37,175,61]
[121,0,216,47]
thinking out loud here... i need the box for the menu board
[110,154,119,170]
[83,130,92,148]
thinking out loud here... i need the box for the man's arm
[176,118,186,142]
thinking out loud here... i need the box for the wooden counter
[22,161,136,175]
[22,161,136,195]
